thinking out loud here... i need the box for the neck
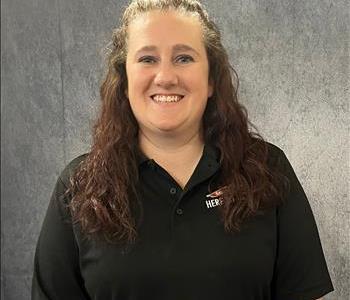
[138,128,205,165]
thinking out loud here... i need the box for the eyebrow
[134,44,200,57]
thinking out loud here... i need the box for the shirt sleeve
[31,173,91,300]
[271,150,334,300]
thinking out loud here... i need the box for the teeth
[152,95,183,103]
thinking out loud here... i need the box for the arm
[271,148,334,300]
[32,176,90,300]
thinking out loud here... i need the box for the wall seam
[57,0,67,166]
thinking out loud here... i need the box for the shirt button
[170,187,177,195]
[176,208,183,215]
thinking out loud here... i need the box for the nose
[153,62,178,88]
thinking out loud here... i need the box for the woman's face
[125,9,213,137]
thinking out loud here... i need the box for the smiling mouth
[151,95,184,103]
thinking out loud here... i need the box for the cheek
[184,65,210,87]
[126,66,149,91]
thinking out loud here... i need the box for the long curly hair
[66,0,289,245]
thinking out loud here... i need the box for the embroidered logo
[205,187,226,209]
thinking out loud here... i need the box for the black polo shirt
[32,142,334,300]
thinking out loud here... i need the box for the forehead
[126,9,204,52]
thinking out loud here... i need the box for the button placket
[169,190,186,233]
[176,208,183,215]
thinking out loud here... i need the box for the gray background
[1,0,349,299]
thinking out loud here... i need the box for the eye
[138,56,157,64]
[175,55,194,63]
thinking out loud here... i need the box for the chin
[153,123,182,132]
[156,126,180,132]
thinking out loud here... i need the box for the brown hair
[67,0,289,245]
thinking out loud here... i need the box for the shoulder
[265,141,284,156]
[250,137,286,167]
[47,153,89,212]
[59,153,89,188]
[265,141,286,166]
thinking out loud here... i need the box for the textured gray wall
[1,0,348,299]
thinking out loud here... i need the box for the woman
[32,0,334,299]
